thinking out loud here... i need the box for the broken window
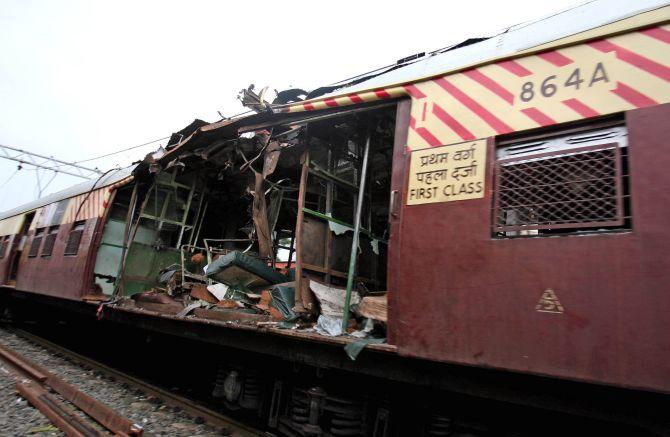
[493,122,630,237]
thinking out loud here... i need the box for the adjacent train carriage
[0,170,133,299]
[1,0,669,434]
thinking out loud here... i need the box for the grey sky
[0,0,581,212]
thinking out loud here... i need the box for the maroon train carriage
[1,1,670,434]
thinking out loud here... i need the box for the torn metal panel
[262,141,282,178]
[166,119,209,147]
[251,172,273,261]
[238,84,271,113]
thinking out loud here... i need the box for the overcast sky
[0,0,582,212]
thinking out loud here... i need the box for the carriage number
[519,62,610,103]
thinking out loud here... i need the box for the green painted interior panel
[122,243,180,295]
[94,219,125,295]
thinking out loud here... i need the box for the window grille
[64,221,85,256]
[494,125,629,236]
[41,226,59,257]
[28,228,45,257]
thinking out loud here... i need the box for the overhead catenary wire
[0,168,19,189]
[73,136,171,164]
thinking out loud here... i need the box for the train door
[386,100,411,344]
[7,211,35,286]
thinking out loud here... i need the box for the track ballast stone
[0,326,234,436]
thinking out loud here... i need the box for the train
[1,0,670,434]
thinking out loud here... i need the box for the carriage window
[0,236,7,259]
[493,123,630,237]
[41,226,59,257]
[64,221,86,256]
[28,228,45,257]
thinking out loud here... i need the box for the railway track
[4,327,263,437]
[0,339,141,436]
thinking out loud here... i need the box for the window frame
[28,228,46,258]
[40,225,60,257]
[492,121,629,237]
[0,236,8,259]
[64,220,86,256]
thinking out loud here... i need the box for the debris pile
[98,104,396,357]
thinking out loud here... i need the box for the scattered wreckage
[98,91,395,358]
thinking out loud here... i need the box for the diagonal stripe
[521,107,556,126]
[589,39,670,82]
[463,69,514,104]
[404,84,426,99]
[432,103,476,141]
[497,60,532,77]
[562,98,600,118]
[324,98,338,107]
[410,117,442,147]
[611,82,658,108]
[348,93,363,104]
[374,89,392,99]
[640,27,670,44]
[434,77,513,134]
[537,50,573,67]
[413,126,442,147]
[303,103,314,110]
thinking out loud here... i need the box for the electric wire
[0,168,19,189]
[73,136,171,164]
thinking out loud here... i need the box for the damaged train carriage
[92,102,398,331]
[2,1,670,433]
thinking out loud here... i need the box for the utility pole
[0,144,103,197]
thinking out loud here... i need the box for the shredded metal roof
[0,166,135,221]
[313,0,670,100]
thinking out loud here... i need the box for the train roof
[0,165,135,221]
[305,0,670,102]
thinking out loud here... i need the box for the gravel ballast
[0,326,242,436]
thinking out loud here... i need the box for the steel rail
[13,328,263,437]
[0,340,140,436]
[16,381,104,437]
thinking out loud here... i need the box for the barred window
[493,124,629,237]
[28,228,45,257]
[64,221,85,256]
[41,226,59,257]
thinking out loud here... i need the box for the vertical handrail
[341,132,371,332]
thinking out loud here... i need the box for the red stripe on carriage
[434,78,513,134]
